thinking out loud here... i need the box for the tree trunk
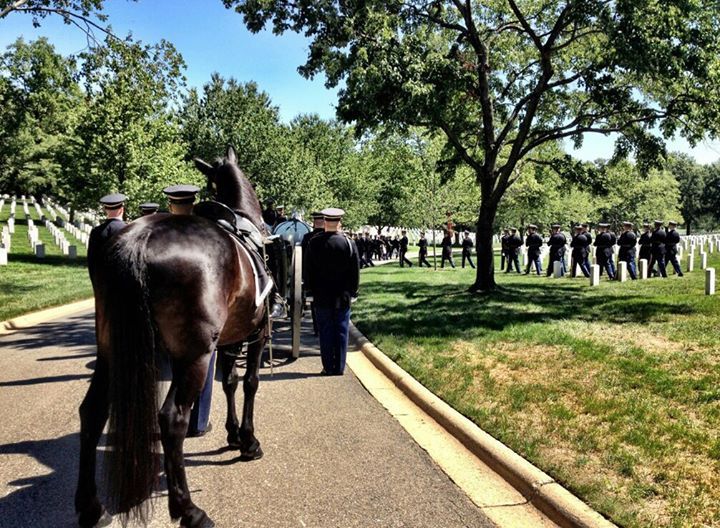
[686,221,691,236]
[470,198,499,292]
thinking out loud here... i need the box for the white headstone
[0,246,7,265]
[618,261,627,282]
[702,252,708,270]
[639,259,649,280]
[7,218,14,234]
[706,268,716,295]
[68,245,77,259]
[687,252,694,272]
[553,260,563,278]
[35,243,45,258]
[590,264,600,286]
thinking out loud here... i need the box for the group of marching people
[500,220,684,280]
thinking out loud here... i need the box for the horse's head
[193,146,264,229]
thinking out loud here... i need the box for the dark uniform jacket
[594,232,615,258]
[525,233,543,258]
[399,236,409,252]
[639,231,652,260]
[618,231,637,259]
[651,227,667,256]
[507,234,523,255]
[500,234,509,255]
[262,208,277,227]
[306,231,360,309]
[461,237,474,254]
[301,227,325,285]
[418,238,428,255]
[440,234,453,257]
[571,233,588,258]
[666,229,680,256]
[87,218,126,283]
[547,233,567,258]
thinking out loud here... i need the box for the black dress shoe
[187,422,212,438]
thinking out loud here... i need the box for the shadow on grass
[354,277,699,339]
[6,254,87,267]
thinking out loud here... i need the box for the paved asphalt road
[0,310,495,528]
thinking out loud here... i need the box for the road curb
[348,324,617,528]
[0,298,94,335]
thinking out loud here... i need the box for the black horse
[75,147,268,528]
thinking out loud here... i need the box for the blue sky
[2,0,719,164]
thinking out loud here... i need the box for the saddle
[194,200,274,307]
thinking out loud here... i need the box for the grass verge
[1,201,92,321]
[353,253,720,528]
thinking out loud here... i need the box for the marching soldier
[570,225,590,278]
[364,232,376,267]
[139,202,159,216]
[87,193,127,285]
[440,229,455,268]
[500,228,510,271]
[524,224,543,275]
[505,227,522,273]
[593,223,616,279]
[618,221,638,280]
[666,221,684,276]
[306,208,360,375]
[356,231,367,268]
[164,184,200,215]
[638,222,653,265]
[418,231,432,267]
[399,230,413,267]
[581,223,593,272]
[546,224,567,276]
[651,220,668,278]
[461,230,475,269]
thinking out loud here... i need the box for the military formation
[499,220,686,280]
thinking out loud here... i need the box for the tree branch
[506,0,543,50]
[0,0,28,18]
[7,7,119,43]
[438,121,483,174]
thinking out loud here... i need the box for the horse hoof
[240,444,263,461]
[181,509,215,528]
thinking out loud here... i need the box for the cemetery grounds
[354,256,720,528]
[0,201,92,321]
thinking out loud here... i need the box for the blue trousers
[547,256,566,276]
[506,254,520,272]
[189,348,216,434]
[620,254,637,280]
[525,255,542,275]
[316,305,351,375]
[668,253,683,275]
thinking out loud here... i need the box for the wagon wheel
[290,244,303,359]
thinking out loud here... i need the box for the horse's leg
[159,357,215,528]
[218,343,242,448]
[237,329,265,460]
[75,355,111,527]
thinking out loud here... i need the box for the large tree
[666,153,705,235]
[228,0,720,291]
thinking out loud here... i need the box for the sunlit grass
[354,253,720,528]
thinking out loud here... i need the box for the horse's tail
[103,229,158,522]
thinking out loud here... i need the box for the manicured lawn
[354,253,720,528]
[0,200,92,321]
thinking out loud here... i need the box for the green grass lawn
[1,200,92,321]
[353,253,720,528]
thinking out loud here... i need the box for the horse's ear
[226,145,237,164]
[194,158,213,177]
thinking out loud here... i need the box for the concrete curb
[0,298,94,335]
[348,324,617,528]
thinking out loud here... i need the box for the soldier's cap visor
[321,207,345,221]
[139,202,159,210]
[163,184,200,204]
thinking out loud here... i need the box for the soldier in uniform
[163,185,215,437]
[418,231,432,267]
[356,231,367,268]
[500,229,510,271]
[505,227,522,273]
[651,220,668,278]
[261,198,277,227]
[302,212,325,336]
[638,222,653,266]
[364,232,376,267]
[570,225,590,278]
[306,208,360,375]
[87,193,127,285]
[524,224,543,275]
[461,230,475,269]
[581,223,593,272]
[440,229,455,268]
[399,229,413,267]
[593,223,616,279]
[390,235,400,259]
[139,202,159,216]
[275,205,288,225]
[618,221,638,280]
[666,220,684,276]
[546,224,567,276]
